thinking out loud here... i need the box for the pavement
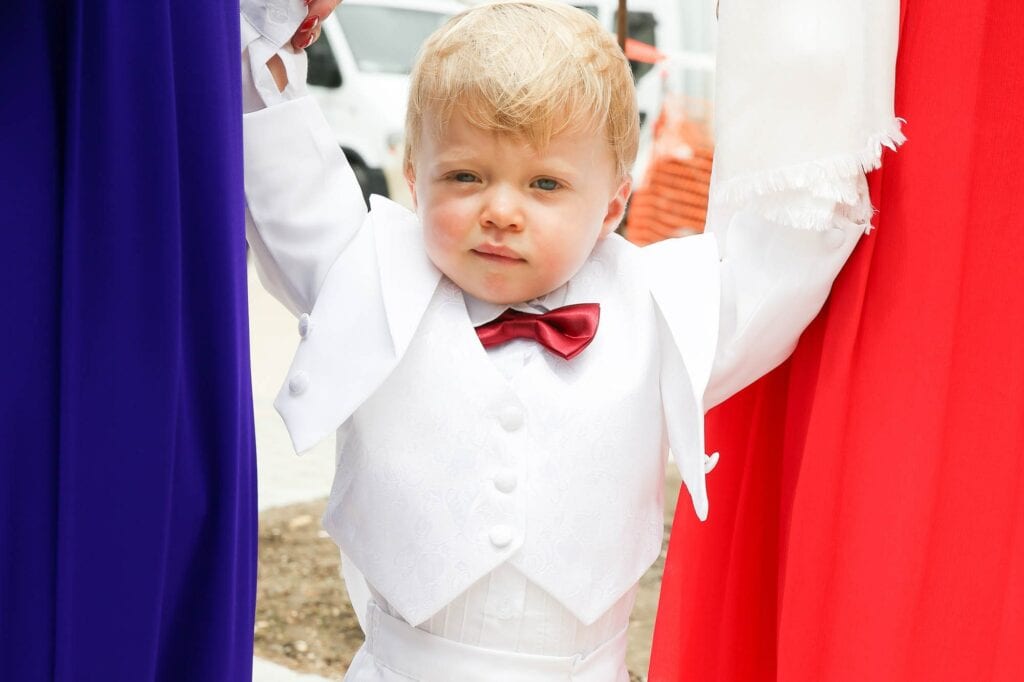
[248,261,337,681]
[253,658,335,682]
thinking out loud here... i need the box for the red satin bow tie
[474,303,600,360]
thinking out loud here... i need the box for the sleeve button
[288,370,310,396]
[298,313,313,339]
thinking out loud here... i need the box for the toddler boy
[242,1,864,678]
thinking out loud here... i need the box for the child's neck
[463,283,570,326]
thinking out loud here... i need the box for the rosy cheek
[423,201,472,263]
[531,227,591,287]
[539,249,574,286]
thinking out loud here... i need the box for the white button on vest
[488,525,514,548]
[298,313,313,339]
[288,371,310,396]
[824,227,846,250]
[497,405,524,431]
[493,470,518,493]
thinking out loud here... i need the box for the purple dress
[1,2,257,680]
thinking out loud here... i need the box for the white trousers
[344,602,630,681]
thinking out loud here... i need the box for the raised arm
[241,1,366,317]
[701,0,901,407]
[640,191,863,414]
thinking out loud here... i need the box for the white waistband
[363,601,629,681]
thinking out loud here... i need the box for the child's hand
[291,0,342,50]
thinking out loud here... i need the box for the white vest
[274,197,721,627]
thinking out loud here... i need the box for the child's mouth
[472,245,526,263]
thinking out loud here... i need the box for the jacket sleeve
[702,193,865,409]
[243,96,368,316]
[240,2,368,317]
[701,0,900,407]
[640,179,865,413]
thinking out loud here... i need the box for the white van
[305,0,467,206]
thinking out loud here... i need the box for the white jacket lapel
[371,196,443,358]
[641,233,722,520]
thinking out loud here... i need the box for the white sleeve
[241,0,308,47]
[703,192,865,409]
[243,97,368,317]
[239,3,367,317]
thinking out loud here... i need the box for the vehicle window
[614,10,658,80]
[307,35,342,88]
[337,6,451,75]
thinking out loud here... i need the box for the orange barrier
[625,98,713,246]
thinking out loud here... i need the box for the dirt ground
[255,468,683,681]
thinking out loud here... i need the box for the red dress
[650,3,1024,680]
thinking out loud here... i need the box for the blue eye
[533,178,560,191]
[453,172,478,183]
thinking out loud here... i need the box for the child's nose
[480,185,524,232]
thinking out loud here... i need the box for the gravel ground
[254,467,682,681]
[255,501,359,677]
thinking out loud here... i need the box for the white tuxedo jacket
[243,97,864,627]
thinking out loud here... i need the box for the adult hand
[291,0,343,50]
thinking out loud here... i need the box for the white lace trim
[712,119,906,232]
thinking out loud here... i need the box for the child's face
[407,112,631,305]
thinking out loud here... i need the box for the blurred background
[301,0,717,226]
[250,1,718,680]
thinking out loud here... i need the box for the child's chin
[473,290,526,306]
[454,269,561,305]
[465,282,534,306]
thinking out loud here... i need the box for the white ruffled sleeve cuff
[712,0,904,231]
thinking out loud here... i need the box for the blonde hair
[405,0,639,179]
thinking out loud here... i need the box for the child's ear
[404,164,418,209]
[599,177,632,238]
